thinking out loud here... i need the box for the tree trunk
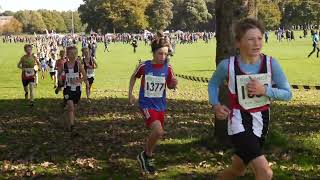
[214,0,257,146]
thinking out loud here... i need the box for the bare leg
[23,85,28,100]
[66,100,75,130]
[29,82,34,101]
[250,155,273,180]
[145,121,164,157]
[218,155,246,180]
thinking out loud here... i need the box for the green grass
[0,33,320,179]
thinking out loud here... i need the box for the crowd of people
[13,18,295,179]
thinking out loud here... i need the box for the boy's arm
[93,57,98,69]
[17,57,23,69]
[79,64,88,83]
[166,65,177,89]
[128,74,137,97]
[128,63,144,104]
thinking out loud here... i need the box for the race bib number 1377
[144,75,166,98]
[236,73,271,110]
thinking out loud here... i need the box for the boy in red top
[128,35,178,174]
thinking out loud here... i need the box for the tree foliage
[258,0,282,29]
[146,0,173,31]
[0,17,23,35]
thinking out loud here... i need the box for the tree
[183,0,212,31]
[14,11,31,32]
[1,10,15,16]
[214,0,258,146]
[146,0,173,31]
[279,0,320,28]
[170,0,186,30]
[39,10,56,32]
[61,11,86,33]
[0,17,23,35]
[29,11,47,33]
[258,0,281,29]
[51,11,67,33]
[14,10,46,33]
[79,0,151,33]
[199,0,216,31]
[38,10,67,33]
[280,0,300,27]
[78,0,107,32]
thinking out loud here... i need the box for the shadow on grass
[0,98,320,178]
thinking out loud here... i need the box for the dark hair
[151,33,170,53]
[81,47,89,52]
[156,31,164,38]
[66,46,78,54]
[24,44,32,51]
[59,49,65,56]
[234,18,265,41]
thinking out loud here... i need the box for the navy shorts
[63,88,81,104]
[22,79,35,87]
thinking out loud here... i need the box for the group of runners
[18,37,98,131]
[17,18,292,179]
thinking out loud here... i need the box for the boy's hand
[247,77,266,96]
[168,78,178,89]
[73,79,81,84]
[213,104,230,120]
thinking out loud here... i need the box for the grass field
[0,33,320,179]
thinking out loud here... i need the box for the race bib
[66,73,80,91]
[24,68,35,77]
[87,69,95,78]
[144,75,166,98]
[236,73,271,110]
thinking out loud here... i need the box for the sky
[0,0,83,12]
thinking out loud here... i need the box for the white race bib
[24,68,35,77]
[144,75,166,98]
[87,69,95,78]
[236,73,271,110]
[66,73,80,91]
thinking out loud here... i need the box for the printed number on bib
[66,73,80,86]
[144,75,166,98]
[24,68,35,77]
[87,69,95,77]
[236,73,271,110]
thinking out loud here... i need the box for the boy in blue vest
[128,36,178,174]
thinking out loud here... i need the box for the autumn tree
[0,17,23,35]
[78,0,151,32]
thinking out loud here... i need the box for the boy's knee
[233,168,246,177]
[256,167,273,179]
[67,105,74,112]
[154,128,164,138]
[262,168,273,179]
